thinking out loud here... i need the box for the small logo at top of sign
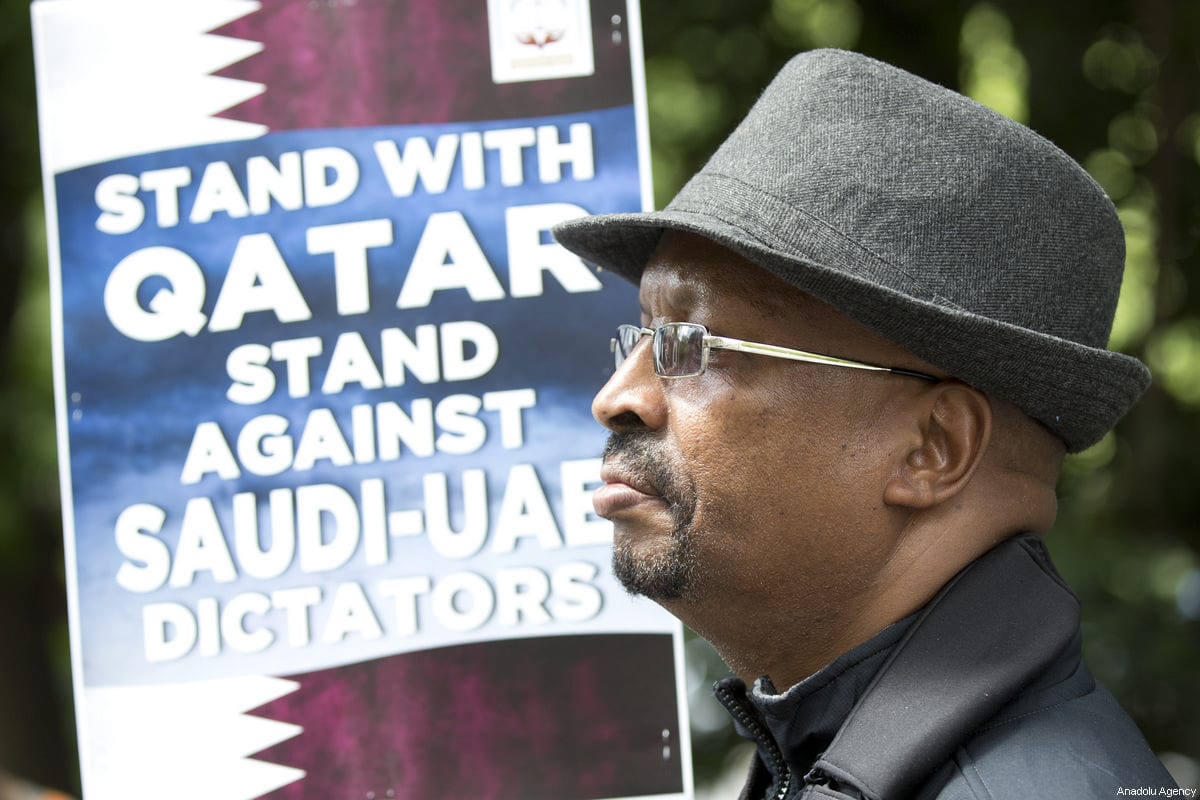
[488,0,595,84]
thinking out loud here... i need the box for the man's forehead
[636,232,797,319]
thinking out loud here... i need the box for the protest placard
[33,2,689,797]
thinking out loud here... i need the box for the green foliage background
[0,0,1196,794]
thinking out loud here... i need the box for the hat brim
[553,209,1150,454]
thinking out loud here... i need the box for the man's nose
[592,336,669,432]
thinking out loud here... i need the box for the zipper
[713,683,792,799]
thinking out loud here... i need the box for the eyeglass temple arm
[705,335,939,382]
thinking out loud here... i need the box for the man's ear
[883,383,992,509]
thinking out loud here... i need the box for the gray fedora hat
[553,48,1150,453]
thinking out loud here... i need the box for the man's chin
[611,543,692,602]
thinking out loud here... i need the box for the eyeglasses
[611,322,940,382]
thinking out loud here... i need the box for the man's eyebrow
[639,275,699,318]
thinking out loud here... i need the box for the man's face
[591,232,929,615]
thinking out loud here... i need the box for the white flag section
[34,0,691,797]
[34,0,266,174]
[84,677,303,800]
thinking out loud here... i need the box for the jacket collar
[714,534,1082,800]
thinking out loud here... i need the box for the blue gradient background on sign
[54,105,655,687]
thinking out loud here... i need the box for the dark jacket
[715,535,1179,800]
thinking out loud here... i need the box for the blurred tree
[0,0,77,795]
[0,0,1196,794]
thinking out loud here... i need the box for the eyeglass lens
[614,323,708,377]
[654,323,705,377]
[614,325,644,370]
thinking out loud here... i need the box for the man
[552,50,1180,799]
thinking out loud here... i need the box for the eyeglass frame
[611,322,940,382]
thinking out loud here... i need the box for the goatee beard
[602,432,698,601]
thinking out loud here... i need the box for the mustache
[601,431,688,506]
